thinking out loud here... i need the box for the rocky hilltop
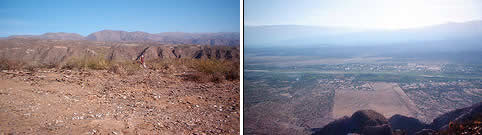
[313,102,482,135]
[6,30,240,46]
[0,38,239,66]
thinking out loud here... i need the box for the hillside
[0,38,240,134]
[0,38,239,66]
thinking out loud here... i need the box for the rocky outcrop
[362,124,392,135]
[313,110,390,135]
[314,102,482,135]
[429,102,482,130]
[414,129,435,135]
[389,114,427,135]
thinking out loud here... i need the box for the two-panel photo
[0,0,481,135]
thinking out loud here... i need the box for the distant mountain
[8,32,84,40]
[244,25,360,46]
[6,30,240,46]
[154,32,240,46]
[85,30,240,46]
[245,20,482,46]
[85,30,152,42]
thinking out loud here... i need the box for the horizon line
[0,30,241,37]
[244,19,482,31]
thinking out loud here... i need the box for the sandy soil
[0,69,239,134]
[332,82,418,119]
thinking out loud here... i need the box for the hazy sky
[0,0,240,37]
[245,0,482,29]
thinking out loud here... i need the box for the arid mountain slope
[86,30,240,46]
[0,38,239,65]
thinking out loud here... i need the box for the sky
[245,0,482,30]
[0,0,240,37]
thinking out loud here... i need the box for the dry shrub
[41,62,60,69]
[62,55,109,70]
[148,58,239,82]
[0,58,25,70]
[192,59,239,82]
[122,61,142,76]
[224,60,240,81]
[148,59,173,71]
[108,61,141,76]
[107,64,124,74]
[148,58,194,73]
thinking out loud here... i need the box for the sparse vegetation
[108,61,142,76]
[0,57,25,70]
[148,58,239,82]
[1,56,239,83]
[62,55,109,70]
[191,59,239,82]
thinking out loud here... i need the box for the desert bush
[224,60,240,81]
[148,59,173,71]
[148,58,239,82]
[122,61,142,75]
[108,61,141,76]
[192,59,239,82]
[0,58,26,70]
[62,55,109,70]
[148,58,196,73]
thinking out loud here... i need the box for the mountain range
[5,30,240,46]
[245,20,482,47]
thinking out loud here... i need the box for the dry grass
[108,61,142,76]
[62,55,109,70]
[149,58,239,82]
[2,55,239,82]
[193,59,239,82]
[0,58,26,70]
[62,55,142,76]
[0,57,62,71]
[148,58,193,72]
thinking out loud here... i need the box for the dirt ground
[0,68,239,134]
[332,82,418,119]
